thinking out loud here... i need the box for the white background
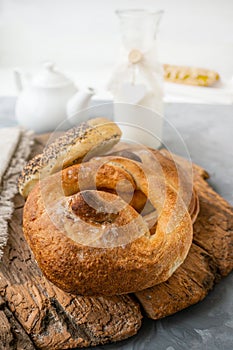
[0,0,233,99]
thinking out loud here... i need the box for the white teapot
[14,62,95,133]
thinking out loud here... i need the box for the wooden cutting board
[0,134,232,350]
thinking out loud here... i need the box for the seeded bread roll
[18,118,122,198]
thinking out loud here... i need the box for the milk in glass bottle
[108,9,164,148]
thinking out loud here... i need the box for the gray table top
[1,97,233,349]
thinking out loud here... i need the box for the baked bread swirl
[23,147,195,296]
[107,144,199,224]
[18,117,122,198]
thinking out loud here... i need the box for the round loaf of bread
[18,117,122,198]
[23,150,194,296]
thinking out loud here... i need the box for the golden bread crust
[18,118,122,198]
[23,150,194,296]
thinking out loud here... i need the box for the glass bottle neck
[116,9,163,52]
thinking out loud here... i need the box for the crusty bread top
[23,150,194,295]
[21,118,198,296]
[18,118,122,198]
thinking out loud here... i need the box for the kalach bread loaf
[20,118,198,296]
[23,151,195,295]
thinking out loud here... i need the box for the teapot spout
[66,87,95,125]
[13,69,24,92]
[13,69,32,92]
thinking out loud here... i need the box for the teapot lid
[32,62,73,88]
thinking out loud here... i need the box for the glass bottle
[108,9,164,148]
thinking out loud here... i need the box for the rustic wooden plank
[192,167,233,276]
[0,310,14,350]
[0,194,142,349]
[0,300,35,350]
[0,135,142,349]
[135,162,233,320]
[0,134,232,348]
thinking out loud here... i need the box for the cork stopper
[128,49,143,64]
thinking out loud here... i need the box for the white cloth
[0,127,33,260]
[164,81,233,105]
[108,47,163,96]
[0,128,21,184]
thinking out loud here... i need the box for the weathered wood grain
[0,134,232,348]
[135,162,233,320]
[0,136,142,350]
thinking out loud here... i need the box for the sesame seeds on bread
[18,118,122,198]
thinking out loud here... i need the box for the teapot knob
[43,61,55,71]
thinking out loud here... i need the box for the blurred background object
[108,9,164,148]
[14,62,95,132]
[0,0,232,103]
[163,65,220,87]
